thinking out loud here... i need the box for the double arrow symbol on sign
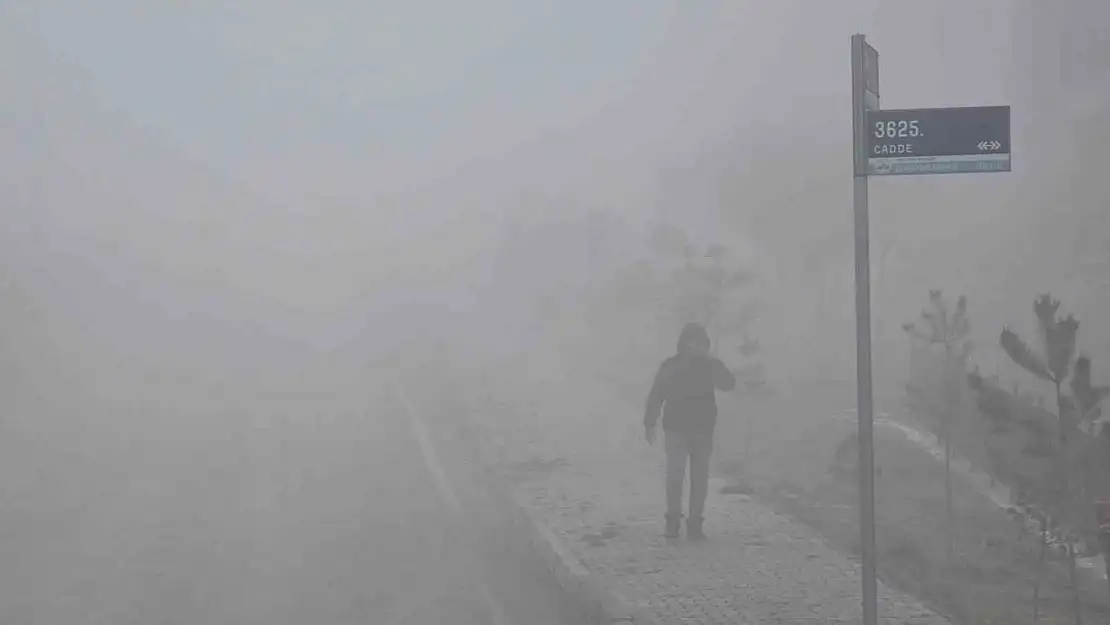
[977,140,1002,152]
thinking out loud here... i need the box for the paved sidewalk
[460,365,952,625]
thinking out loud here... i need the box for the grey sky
[6,1,1015,190]
[10,1,679,190]
[0,1,1058,377]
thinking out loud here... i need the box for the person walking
[643,322,736,540]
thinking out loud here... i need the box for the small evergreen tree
[998,294,1088,624]
[903,289,972,560]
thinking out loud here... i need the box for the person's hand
[645,423,657,446]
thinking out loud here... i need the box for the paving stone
[459,367,953,625]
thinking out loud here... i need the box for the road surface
[0,379,586,625]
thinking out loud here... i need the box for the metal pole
[851,33,879,625]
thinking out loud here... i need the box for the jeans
[664,429,713,520]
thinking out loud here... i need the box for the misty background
[0,0,1107,620]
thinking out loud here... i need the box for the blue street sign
[867,106,1010,176]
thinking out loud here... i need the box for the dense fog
[1,2,1107,623]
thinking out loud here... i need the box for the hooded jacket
[643,324,736,434]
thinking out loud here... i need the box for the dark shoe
[664,513,682,538]
[687,516,707,541]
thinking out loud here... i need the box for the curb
[400,364,662,625]
[500,486,657,625]
[452,419,660,624]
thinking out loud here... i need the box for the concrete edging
[415,362,662,625]
[456,421,659,625]
[503,489,656,625]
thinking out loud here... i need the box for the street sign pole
[850,33,879,625]
[848,32,1009,625]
